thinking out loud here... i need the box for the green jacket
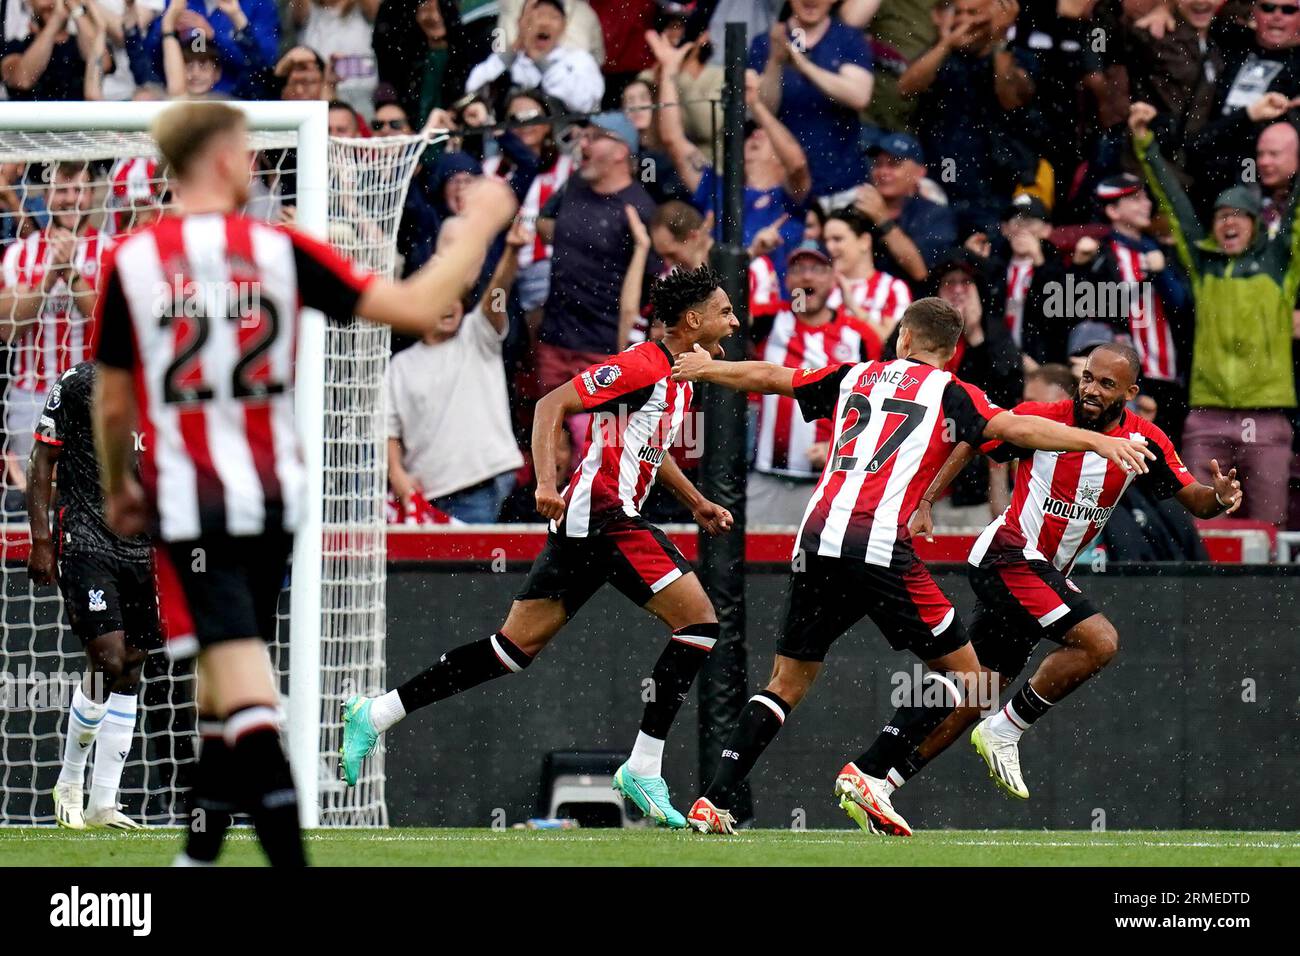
[1134,133,1300,409]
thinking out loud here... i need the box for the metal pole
[697,21,753,822]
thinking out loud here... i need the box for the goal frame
[0,100,331,827]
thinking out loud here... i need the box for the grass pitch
[3,828,1298,866]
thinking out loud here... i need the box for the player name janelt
[49,886,151,936]
[150,276,262,320]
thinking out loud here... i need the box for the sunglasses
[372,119,410,132]
[1260,2,1300,13]
[511,109,544,124]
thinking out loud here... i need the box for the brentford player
[866,342,1241,816]
[751,246,881,524]
[93,101,518,866]
[823,208,911,340]
[1,162,106,471]
[342,265,739,828]
[669,298,1156,835]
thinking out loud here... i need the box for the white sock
[627,731,665,777]
[88,692,137,812]
[984,702,1030,742]
[59,685,106,787]
[369,690,407,734]
[883,769,905,795]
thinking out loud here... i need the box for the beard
[1073,392,1126,432]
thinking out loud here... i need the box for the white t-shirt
[386,307,523,500]
[299,3,377,119]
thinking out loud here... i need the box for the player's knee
[1084,621,1120,670]
[87,635,131,683]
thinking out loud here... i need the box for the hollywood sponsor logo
[637,445,666,465]
[1041,493,1113,523]
[590,409,705,459]
[49,885,152,936]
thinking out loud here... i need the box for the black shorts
[776,551,967,663]
[968,558,1101,679]
[57,550,160,649]
[516,518,694,616]
[158,531,293,657]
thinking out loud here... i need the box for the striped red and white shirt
[749,254,781,319]
[791,358,1002,565]
[484,153,573,268]
[95,212,375,542]
[826,269,911,331]
[1110,240,1177,382]
[970,399,1194,574]
[755,308,881,478]
[560,341,694,537]
[107,157,162,235]
[1003,258,1034,347]
[1,227,109,392]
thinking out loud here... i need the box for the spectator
[1071,173,1192,444]
[1258,119,1300,236]
[483,89,566,318]
[654,35,809,290]
[1119,0,1226,188]
[705,0,779,67]
[533,112,658,428]
[0,163,105,501]
[387,219,528,523]
[1023,361,1075,402]
[276,44,329,100]
[1066,319,1115,381]
[750,246,881,524]
[842,0,939,132]
[290,0,379,119]
[140,0,277,98]
[373,0,473,128]
[966,193,1069,369]
[621,77,688,203]
[2,0,106,101]
[465,0,604,114]
[636,11,723,155]
[822,206,911,342]
[497,0,605,65]
[160,2,221,98]
[1134,101,1298,525]
[1187,0,1300,208]
[328,99,364,136]
[748,0,875,196]
[900,0,1035,235]
[856,130,957,287]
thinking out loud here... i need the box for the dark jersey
[34,362,151,563]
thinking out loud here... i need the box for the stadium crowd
[0,0,1298,560]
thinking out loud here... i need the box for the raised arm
[670,344,797,395]
[354,178,518,335]
[747,71,811,202]
[983,410,1155,473]
[481,219,527,335]
[1175,458,1242,518]
[1130,102,1205,273]
[648,31,706,194]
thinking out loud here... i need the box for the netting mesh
[0,125,428,827]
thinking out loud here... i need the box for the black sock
[895,748,933,782]
[397,632,533,713]
[1007,682,1053,726]
[857,671,963,779]
[227,708,306,867]
[701,690,790,804]
[640,624,718,738]
[183,718,234,863]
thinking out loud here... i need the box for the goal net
[0,103,429,827]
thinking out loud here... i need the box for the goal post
[0,100,429,828]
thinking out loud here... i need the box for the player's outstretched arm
[354,177,518,336]
[25,441,60,585]
[658,453,734,536]
[909,441,976,542]
[670,343,797,396]
[984,411,1155,474]
[1176,458,1243,518]
[531,379,587,523]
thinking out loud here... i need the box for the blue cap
[868,131,925,165]
[589,112,638,152]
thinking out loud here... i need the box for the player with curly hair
[342,264,741,828]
